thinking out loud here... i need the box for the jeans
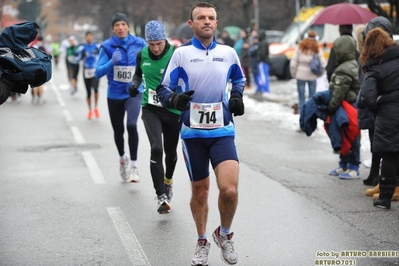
[339,135,361,169]
[297,79,316,113]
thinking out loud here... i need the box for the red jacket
[324,101,360,156]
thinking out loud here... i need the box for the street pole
[253,0,259,31]
[295,0,300,17]
[295,0,300,41]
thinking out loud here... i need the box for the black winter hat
[111,13,129,28]
[363,16,393,41]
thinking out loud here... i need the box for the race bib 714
[189,102,223,129]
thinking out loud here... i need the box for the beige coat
[289,49,326,81]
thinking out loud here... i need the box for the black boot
[363,175,379,186]
[363,152,381,186]
[373,179,396,209]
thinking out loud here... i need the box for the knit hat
[145,20,166,41]
[111,13,129,28]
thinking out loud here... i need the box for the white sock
[120,154,127,163]
[198,234,208,240]
[220,225,230,237]
[130,160,138,168]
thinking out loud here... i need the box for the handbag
[310,54,323,76]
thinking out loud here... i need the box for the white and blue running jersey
[157,36,246,139]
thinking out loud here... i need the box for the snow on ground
[243,81,372,159]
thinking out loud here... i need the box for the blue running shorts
[182,136,239,182]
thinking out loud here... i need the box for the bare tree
[57,0,395,41]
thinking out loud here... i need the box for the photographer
[0,21,52,105]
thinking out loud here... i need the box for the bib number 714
[198,110,217,124]
[189,102,223,129]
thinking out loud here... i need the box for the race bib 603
[113,66,135,83]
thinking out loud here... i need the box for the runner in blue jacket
[95,13,147,182]
[75,31,101,119]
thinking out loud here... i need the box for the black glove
[129,84,139,97]
[168,90,195,111]
[229,95,244,116]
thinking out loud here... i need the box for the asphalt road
[0,61,398,266]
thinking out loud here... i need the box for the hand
[229,95,244,116]
[168,90,195,111]
[129,84,139,97]
[111,49,122,65]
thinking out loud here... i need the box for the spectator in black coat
[359,16,399,203]
[354,24,381,187]
[360,26,399,209]
[220,30,235,47]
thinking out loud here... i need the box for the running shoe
[339,168,360,179]
[119,157,130,181]
[87,110,93,120]
[70,87,77,95]
[156,193,171,214]
[93,108,100,118]
[129,167,140,182]
[328,167,346,176]
[38,97,45,104]
[212,226,237,265]
[191,239,210,266]
[164,180,173,202]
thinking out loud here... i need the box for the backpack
[310,54,323,76]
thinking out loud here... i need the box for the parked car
[268,6,337,80]
[269,3,392,80]
[265,30,284,43]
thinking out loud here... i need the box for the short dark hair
[189,2,216,21]
[85,31,93,36]
[339,24,353,35]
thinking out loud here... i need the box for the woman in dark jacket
[355,24,381,187]
[360,27,399,209]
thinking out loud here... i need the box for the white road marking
[81,151,106,184]
[50,79,66,107]
[70,126,86,144]
[63,109,73,121]
[107,207,151,266]
[58,84,70,91]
